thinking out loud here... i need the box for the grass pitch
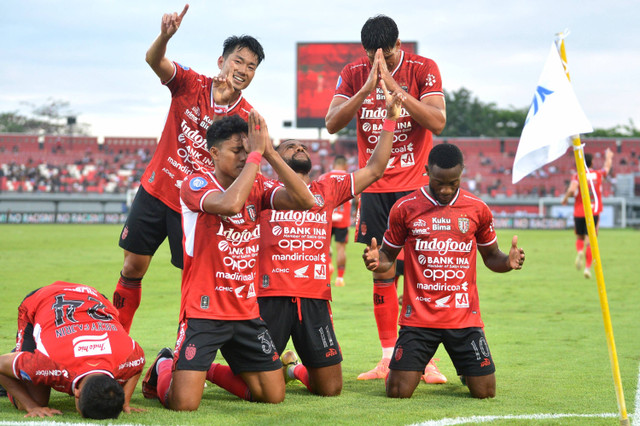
[0,225,638,425]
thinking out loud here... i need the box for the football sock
[585,245,592,268]
[207,363,251,401]
[291,364,312,392]
[156,358,172,406]
[575,239,584,253]
[113,273,142,333]
[373,278,399,349]
[337,266,345,278]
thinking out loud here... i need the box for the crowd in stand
[1,135,639,197]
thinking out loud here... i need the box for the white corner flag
[512,42,593,183]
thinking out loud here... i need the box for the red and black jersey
[333,50,444,193]
[141,62,253,212]
[383,188,496,329]
[571,168,607,217]
[12,282,144,394]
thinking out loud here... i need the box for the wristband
[246,151,262,165]
[382,119,396,132]
[214,103,229,115]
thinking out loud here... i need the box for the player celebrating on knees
[141,111,314,410]
[561,148,613,279]
[258,75,404,396]
[114,4,265,332]
[0,281,145,419]
[325,14,447,381]
[362,143,525,399]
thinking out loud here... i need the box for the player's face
[219,47,259,91]
[211,133,249,180]
[426,164,463,205]
[366,40,401,70]
[277,140,312,174]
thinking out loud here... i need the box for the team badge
[246,204,257,222]
[189,176,207,191]
[394,346,403,361]
[458,217,470,233]
[121,226,129,240]
[185,344,197,360]
[200,295,209,309]
[314,194,324,207]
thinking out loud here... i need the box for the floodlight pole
[556,33,629,426]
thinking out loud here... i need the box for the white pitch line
[633,361,640,426]
[409,412,618,426]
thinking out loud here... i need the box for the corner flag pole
[556,33,629,426]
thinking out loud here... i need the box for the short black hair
[78,375,124,419]
[206,115,248,150]
[222,35,265,65]
[585,153,593,168]
[361,15,399,51]
[428,143,464,169]
[333,155,347,167]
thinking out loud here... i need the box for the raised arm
[603,147,614,174]
[352,73,405,194]
[478,235,525,273]
[561,180,579,205]
[145,4,189,82]
[378,55,446,135]
[325,49,381,134]
[202,111,266,215]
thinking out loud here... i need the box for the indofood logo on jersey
[415,238,473,255]
[73,333,112,357]
[269,210,326,226]
[217,223,260,246]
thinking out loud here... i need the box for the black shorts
[390,326,496,377]
[356,191,413,245]
[331,227,348,244]
[174,318,281,375]
[574,215,599,236]
[258,297,342,368]
[118,185,184,269]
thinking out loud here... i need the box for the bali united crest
[246,204,257,222]
[314,194,325,207]
[458,217,470,233]
[185,344,197,360]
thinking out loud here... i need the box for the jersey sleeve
[333,64,356,99]
[13,350,74,394]
[181,174,220,212]
[475,203,498,247]
[165,61,196,97]
[417,58,444,100]
[114,341,145,384]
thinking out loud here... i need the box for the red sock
[585,245,592,267]
[206,363,251,401]
[291,364,312,392]
[576,239,584,252]
[337,266,345,278]
[113,274,142,333]
[156,359,172,406]
[373,279,398,348]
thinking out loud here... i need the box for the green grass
[0,225,638,425]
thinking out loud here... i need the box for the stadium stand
[1,134,639,197]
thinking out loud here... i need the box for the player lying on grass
[0,281,145,419]
[362,142,525,399]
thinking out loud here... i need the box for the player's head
[361,15,401,69]
[276,139,312,175]
[584,153,593,168]
[424,143,465,205]
[206,116,250,179]
[218,35,265,91]
[75,374,124,419]
[333,155,347,170]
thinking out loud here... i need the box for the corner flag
[512,42,593,183]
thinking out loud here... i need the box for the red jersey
[258,174,355,300]
[319,169,352,228]
[13,282,145,395]
[383,188,497,329]
[571,168,607,217]
[141,62,253,212]
[180,172,281,320]
[333,50,443,193]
